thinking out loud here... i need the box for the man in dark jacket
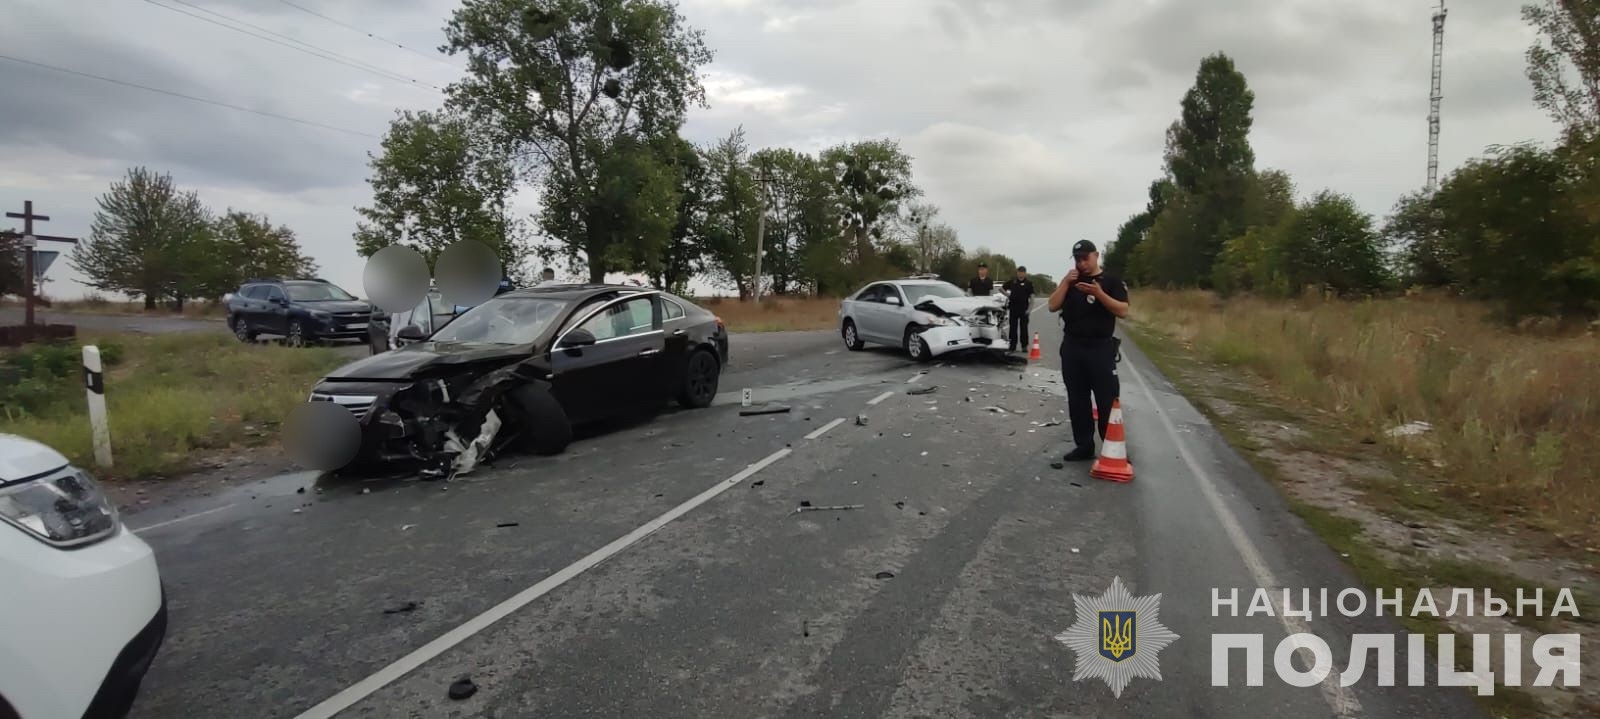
[1047,241,1130,461]
[1001,266,1035,351]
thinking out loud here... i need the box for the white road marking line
[906,374,923,384]
[131,503,237,534]
[867,391,895,406]
[293,447,794,719]
[824,350,839,355]
[804,417,847,440]
[1123,359,1361,718]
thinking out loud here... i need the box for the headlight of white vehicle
[925,316,957,327]
[0,467,120,547]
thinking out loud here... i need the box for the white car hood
[0,433,70,482]
[911,294,1005,316]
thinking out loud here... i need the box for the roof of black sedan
[499,283,654,300]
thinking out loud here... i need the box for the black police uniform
[968,275,994,296]
[1059,268,1129,455]
[1001,278,1035,350]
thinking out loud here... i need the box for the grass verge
[3,295,228,319]
[0,332,346,480]
[695,295,840,333]
[1125,292,1597,717]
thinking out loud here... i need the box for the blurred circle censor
[363,244,431,313]
[435,240,503,309]
[282,401,363,471]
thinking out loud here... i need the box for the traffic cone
[1028,332,1042,361]
[1092,396,1098,424]
[1090,399,1134,483]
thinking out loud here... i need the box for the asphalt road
[0,307,224,334]
[122,303,1487,719]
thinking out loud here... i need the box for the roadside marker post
[741,388,752,407]
[82,345,112,468]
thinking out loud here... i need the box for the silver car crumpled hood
[912,294,1006,318]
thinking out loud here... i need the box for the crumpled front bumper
[918,324,1010,356]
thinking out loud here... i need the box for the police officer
[968,262,994,296]
[1047,240,1130,461]
[1001,266,1035,352]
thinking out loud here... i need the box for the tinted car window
[285,282,357,302]
[264,286,286,302]
[663,299,686,320]
[857,285,886,303]
[240,285,264,299]
[428,298,566,345]
[900,282,964,302]
[578,296,656,342]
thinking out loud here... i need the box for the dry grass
[2,294,228,318]
[0,332,347,480]
[695,295,841,333]
[1128,290,1600,539]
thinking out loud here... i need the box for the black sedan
[307,284,729,471]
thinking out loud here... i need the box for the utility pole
[1427,0,1447,192]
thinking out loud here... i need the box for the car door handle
[639,348,662,357]
[671,329,687,337]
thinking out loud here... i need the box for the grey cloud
[906,122,1109,222]
[965,78,1028,108]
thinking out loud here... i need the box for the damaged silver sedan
[838,278,1011,362]
[307,284,729,477]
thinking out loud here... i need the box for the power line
[275,0,463,69]
[0,53,379,139]
[137,0,444,94]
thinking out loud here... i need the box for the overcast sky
[0,0,1558,300]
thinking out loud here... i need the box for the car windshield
[901,283,966,302]
[428,297,566,345]
[285,283,357,302]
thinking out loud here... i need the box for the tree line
[1104,0,1600,321]
[55,167,318,309]
[351,0,1053,299]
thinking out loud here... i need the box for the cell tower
[1427,0,1447,191]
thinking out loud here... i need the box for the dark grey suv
[225,279,380,346]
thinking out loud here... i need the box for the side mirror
[396,325,426,343]
[885,296,902,306]
[558,328,597,350]
[272,296,289,306]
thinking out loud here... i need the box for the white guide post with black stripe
[83,345,112,467]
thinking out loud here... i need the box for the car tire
[904,325,932,363]
[508,385,572,455]
[842,319,865,351]
[676,348,721,409]
[231,315,255,343]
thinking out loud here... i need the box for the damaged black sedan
[307,284,729,476]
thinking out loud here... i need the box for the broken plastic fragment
[384,601,419,615]
[448,677,478,700]
[874,571,896,580]
[740,404,792,416]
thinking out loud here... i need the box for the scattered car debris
[383,601,419,615]
[855,414,869,426]
[361,488,371,495]
[796,503,864,514]
[920,451,928,457]
[799,500,812,508]
[902,433,912,438]
[1071,548,1080,554]
[495,522,519,528]
[1051,462,1065,470]
[750,480,765,488]
[296,487,306,494]
[401,524,416,531]
[803,619,810,637]
[1070,482,1083,487]
[906,385,937,396]
[292,508,303,514]
[448,677,478,701]
[984,406,1008,414]
[1040,419,1062,428]
[894,501,905,509]
[741,404,793,417]
[874,571,896,580]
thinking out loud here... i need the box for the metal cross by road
[4,200,78,328]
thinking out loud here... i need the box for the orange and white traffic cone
[1090,399,1134,483]
[1092,396,1098,424]
[1028,332,1042,361]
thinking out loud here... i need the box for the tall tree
[71,167,210,309]
[196,211,318,299]
[755,147,835,294]
[901,202,961,274]
[821,139,919,266]
[354,110,528,278]
[1277,191,1391,296]
[443,0,713,282]
[1523,0,1600,141]
[700,128,760,298]
[0,229,22,298]
[655,134,707,293]
[1154,53,1259,285]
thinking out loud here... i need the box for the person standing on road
[534,267,557,287]
[1047,240,1130,461]
[1002,266,1035,351]
[968,263,994,297]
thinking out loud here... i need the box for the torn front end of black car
[308,343,569,478]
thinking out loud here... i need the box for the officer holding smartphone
[1047,240,1130,461]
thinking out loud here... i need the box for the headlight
[0,468,120,548]
[310,310,333,321]
[926,316,956,327]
